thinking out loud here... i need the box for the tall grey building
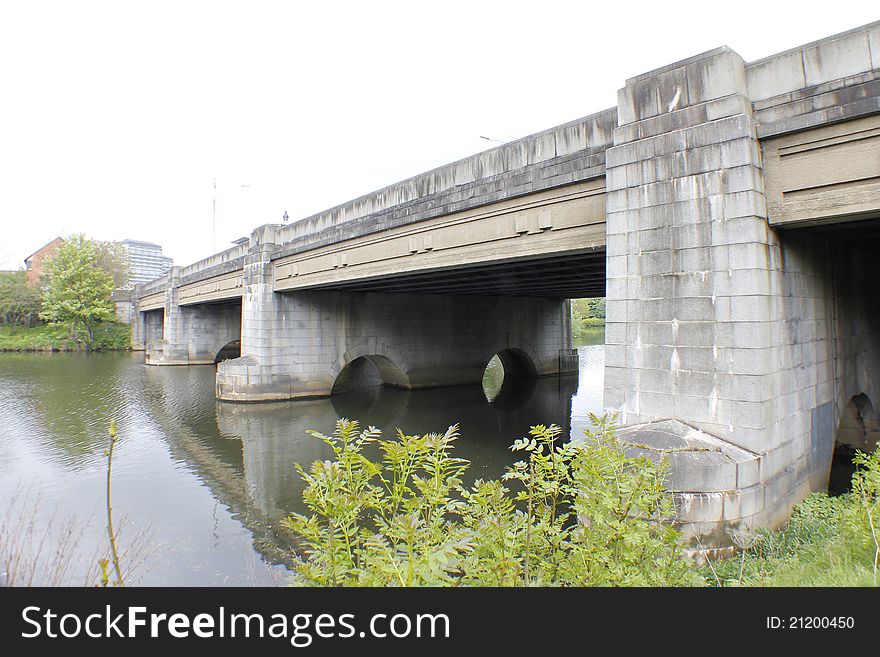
[121,239,173,286]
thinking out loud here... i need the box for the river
[0,334,604,586]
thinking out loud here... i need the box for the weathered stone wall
[112,288,142,349]
[603,36,880,549]
[146,303,241,365]
[216,287,572,401]
[825,238,880,452]
[142,309,164,354]
[605,46,770,445]
[746,21,880,135]
[112,288,135,325]
[603,46,791,547]
[214,224,573,401]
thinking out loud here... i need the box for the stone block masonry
[216,288,571,401]
[604,30,880,550]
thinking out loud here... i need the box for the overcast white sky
[1,1,877,269]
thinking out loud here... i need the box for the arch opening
[482,348,537,406]
[214,340,241,364]
[331,355,409,395]
[830,393,879,495]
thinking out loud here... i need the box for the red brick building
[23,237,65,286]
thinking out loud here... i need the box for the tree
[40,234,116,350]
[0,271,42,334]
[585,297,605,319]
[96,241,131,290]
[572,297,606,322]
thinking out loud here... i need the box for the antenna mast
[212,177,216,253]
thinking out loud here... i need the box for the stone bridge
[129,22,880,550]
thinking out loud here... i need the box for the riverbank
[702,451,880,586]
[702,494,877,586]
[0,322,131,352]
[572,318,604,342]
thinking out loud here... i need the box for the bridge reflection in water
[136,341,603,581]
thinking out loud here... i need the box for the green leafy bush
[0,321,129,351]
[283,413,694,586]
[849,447,880,585]
[0,271,41,334]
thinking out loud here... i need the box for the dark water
[0,336,604,586]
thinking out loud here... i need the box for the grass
[0,322,131,352]
[573,318,604,334]
[703,491,879,586]
[572,322,604,343]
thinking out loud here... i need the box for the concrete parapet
[272,110,616,261]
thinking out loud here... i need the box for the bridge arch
[836,393,879,452]
[829,393,880,494]
[214,339,241,364]
[482,347,538,406]
[329,346,411,394]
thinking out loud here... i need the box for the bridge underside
[797,215,880,251]
[215,288,579,402]
[299,249,606,298]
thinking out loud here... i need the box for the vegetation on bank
[571,297,605,339]
[704,447,880,587]
[0,271,41,334]
[0,321,131,352]
[0,234,131,352]
[284,414,880,587]
[283,413,698,586]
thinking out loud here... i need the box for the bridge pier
[128,305,147,351]
[141,308,163,354]
[604,44,880,550]
[144,267,242,366]
[217,291,574,402]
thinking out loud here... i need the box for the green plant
[284,413,692,586]
[0,321,130,352]
[283,421,470,586]
[0,271,41,334]
[104,420,124,587]
[40,234,117,350]
[703,445,880,587]
[561,415,689,585]
[849,447,880,585]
